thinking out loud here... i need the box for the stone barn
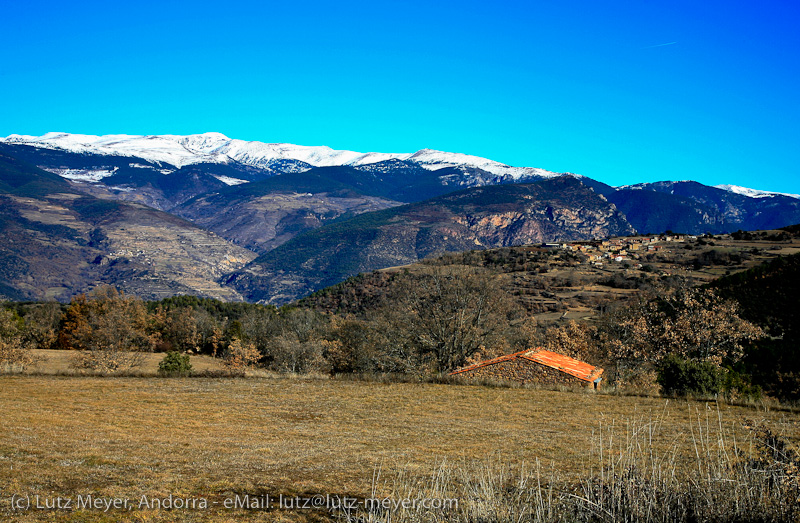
[450,348,604,389]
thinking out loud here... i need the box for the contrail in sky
[641,42,677,49]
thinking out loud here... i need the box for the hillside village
[546,233,694,266]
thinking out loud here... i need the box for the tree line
[0,262,783,400]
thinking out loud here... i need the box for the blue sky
[1,1,798,193]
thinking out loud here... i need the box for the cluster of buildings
[542,234,694,265]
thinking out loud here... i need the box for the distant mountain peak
[715,184,800,200]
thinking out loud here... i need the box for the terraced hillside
[0,151,256,301]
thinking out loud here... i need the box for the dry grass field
[1,375,799,522]
[24,349,228,376]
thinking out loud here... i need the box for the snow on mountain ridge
[1,132,407,169]
[3,132,218,167]
[407,149,560,180]
[715,184,800,200]
[0,132,560,180]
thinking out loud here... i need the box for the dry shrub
[607,368,662,396]
[72,349,145,373]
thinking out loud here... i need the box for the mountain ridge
[3,132,794,202]
[1,132,562,181]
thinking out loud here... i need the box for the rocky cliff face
[225,177,635,304]
[452,203,631,247]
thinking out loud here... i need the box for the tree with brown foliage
[597,284,765,386]
[544,320,597,361]
[0,308,34,371]
[155,306,201,353]
[222,338,261,371]
[59,286,156,372]
[56,293,92,351]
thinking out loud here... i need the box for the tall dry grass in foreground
[340,409,800,523]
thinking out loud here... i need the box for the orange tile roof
[520,349,603,382]
[449,349,532,375]
[451,348,603,383]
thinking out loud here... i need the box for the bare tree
[239,307,327,374]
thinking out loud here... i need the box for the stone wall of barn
[457,358,587,387]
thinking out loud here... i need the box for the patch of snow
[4,133,216,168]
[347,152,412,166]
[214,175,248,186]
[46,167,118,183]
[715,184,800,200]
[126,162,174,175]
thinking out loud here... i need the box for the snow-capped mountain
[406,149,559,180]
[715,184,800,200]
[0,132,562,181]
[3,133,800,304]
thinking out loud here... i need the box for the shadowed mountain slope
[174,170,402,253]
[225,177,635,304]
[609,181,800,234]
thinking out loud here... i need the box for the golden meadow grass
[1,375,798,522]
[22,349,228,376]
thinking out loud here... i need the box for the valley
[0,151,256,302]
